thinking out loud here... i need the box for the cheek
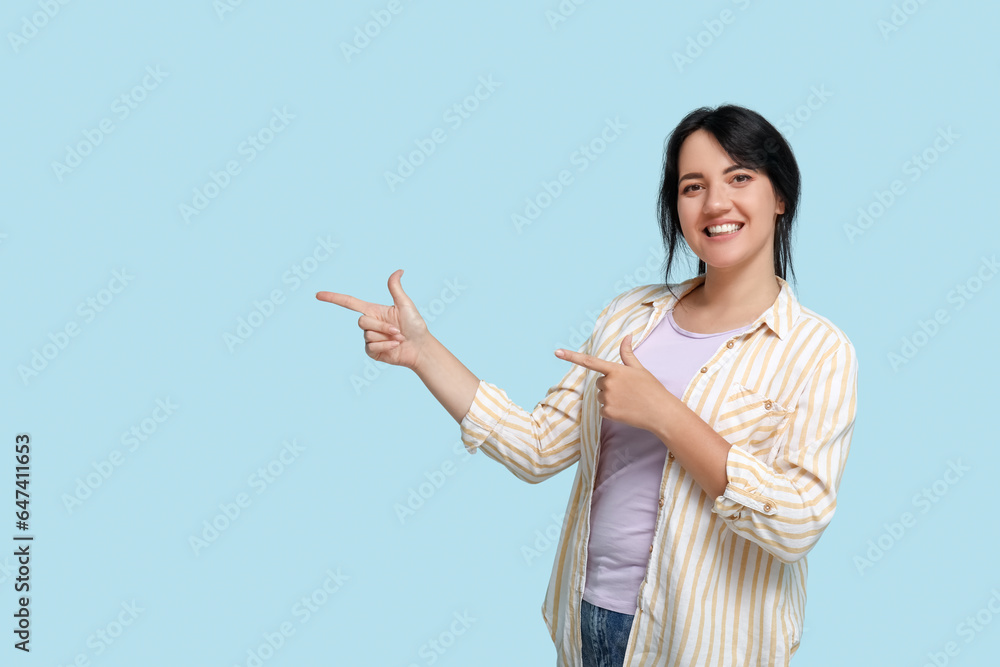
[678,198,698,215]
[745,189,777,215]
[677,204,700,235]
[680,226,701,245]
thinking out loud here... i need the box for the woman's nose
[702,185,732,213]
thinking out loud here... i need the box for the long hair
[656,104,801,298]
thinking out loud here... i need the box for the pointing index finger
[555,348,617,375]
[315,291,378,315]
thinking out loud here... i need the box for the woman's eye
[682,174,751,193]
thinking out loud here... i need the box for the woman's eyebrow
[679,164,757,183]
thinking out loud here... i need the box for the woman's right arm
[444,297,617,484]
[317,269,614,483]
[410,333,481,425]
[403,306,611,485]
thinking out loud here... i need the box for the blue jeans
[580,598,635,667]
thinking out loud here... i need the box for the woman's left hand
[555,334,672,434]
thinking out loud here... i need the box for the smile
[704,222,744,238]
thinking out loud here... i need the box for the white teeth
[706,222,742,236]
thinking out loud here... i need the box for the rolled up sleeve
[712,339,859,563]
[459,300,613,484]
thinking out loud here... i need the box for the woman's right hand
[316,269,431,371]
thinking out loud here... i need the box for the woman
[317,104,859,666]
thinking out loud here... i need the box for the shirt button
[649,544,654,553]
[764,400,772,410]
[658,497,664,507]
[668,451,674,459]
[763,503,772,512]
[726,341,734,348]
[700,366,708,373]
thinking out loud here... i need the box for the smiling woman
[316,104,858,667]
[660,106,800,301]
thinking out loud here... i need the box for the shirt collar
[639,273,800,341]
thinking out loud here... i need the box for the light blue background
[3,0,999,665]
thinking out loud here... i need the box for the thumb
[387,269,417,311]
[620,333,640,366]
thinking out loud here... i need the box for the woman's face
[676,129,785,273]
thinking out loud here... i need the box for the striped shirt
[459,273,859,666]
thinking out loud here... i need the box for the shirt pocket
[715,380,795,464]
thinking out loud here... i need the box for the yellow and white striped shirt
[459,273,859,666]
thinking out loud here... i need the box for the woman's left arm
[655,339,860,564]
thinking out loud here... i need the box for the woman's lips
[704,223,744,239]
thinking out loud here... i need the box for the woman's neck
[673,270,781,334]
